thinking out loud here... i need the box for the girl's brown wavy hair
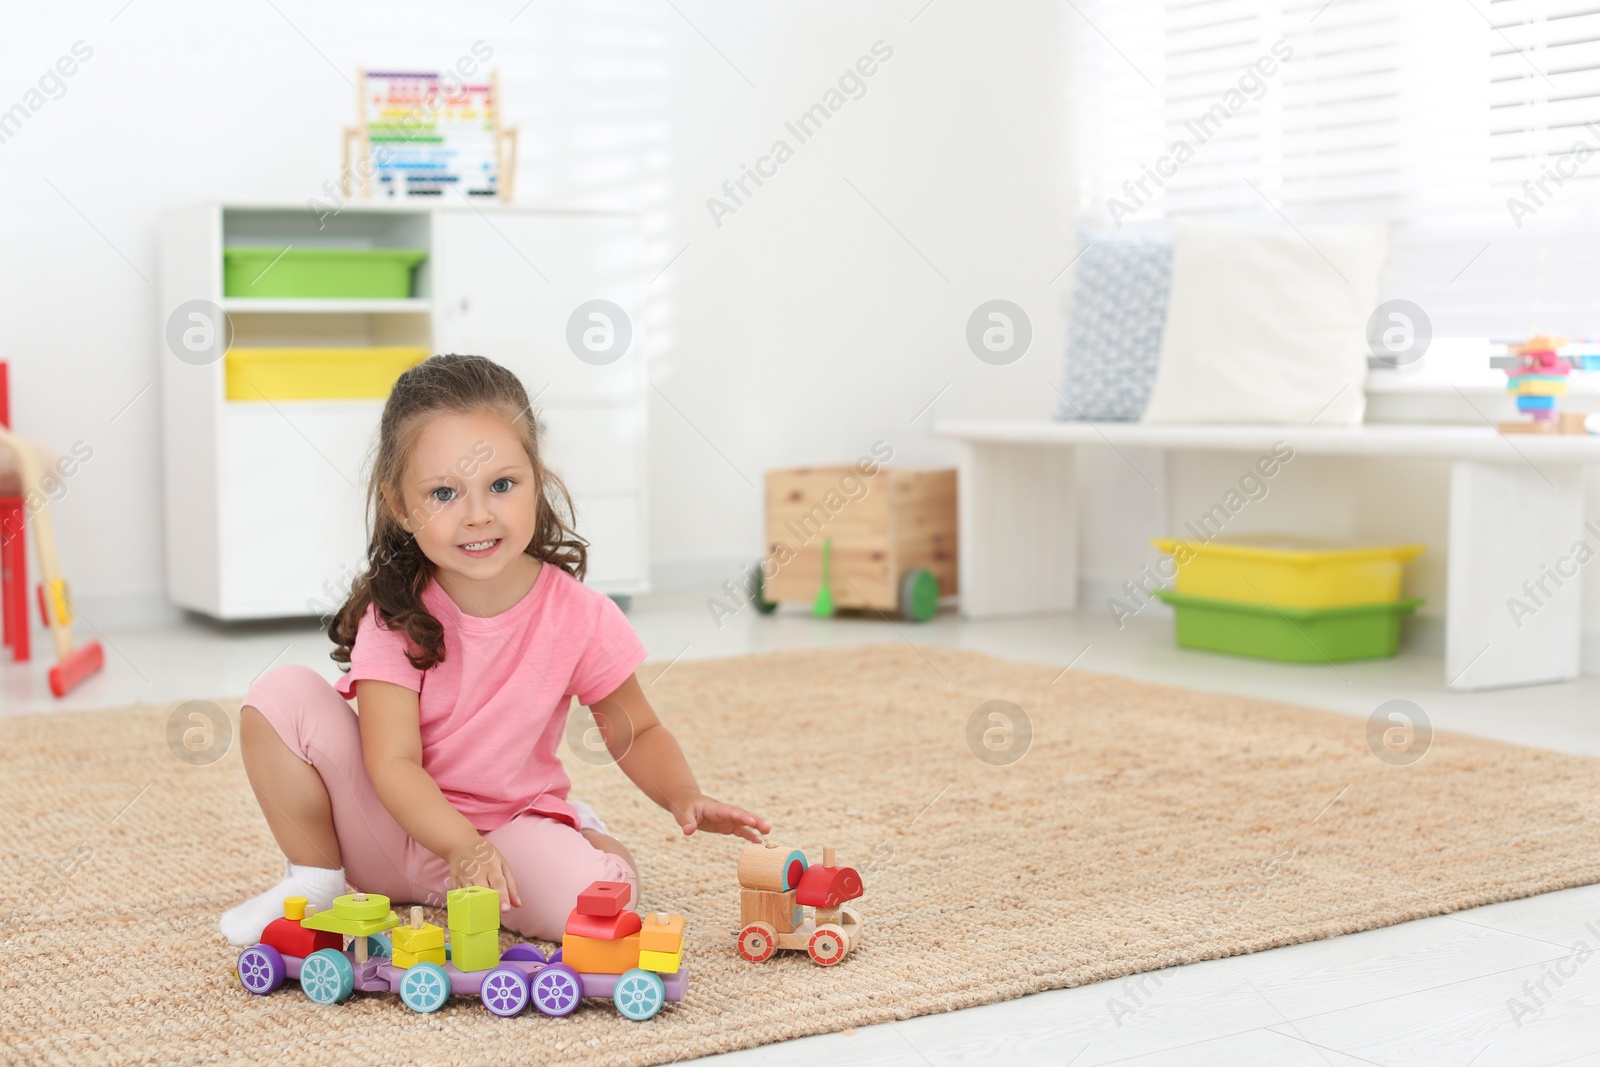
[329,354,587,672]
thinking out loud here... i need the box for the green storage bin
[223,247,427,299]
[1153,590,1422,663]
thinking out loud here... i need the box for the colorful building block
[576,880,632,917]
[638,912,684,955]
[446,885,500,935]
[450,927,501,972]
[393,945,447,969]
[638,946,683,974]
[742,888,801,934]
[795,864,865,909]
[561,931,641,974]
[393,921,444,954]
[565,907,642,941]
[261,915,342,959]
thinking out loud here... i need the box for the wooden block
[561,931,641,975]
[261,916,342,959]
[576,880,632,917]
[564,907,642,941]
[639,912,685,954]
[1560,411,1592,435]
[1499,420,1558,435]
[737,843,808,891]
[638,946,683,974]
[450,927,501,972]
[392,921,444,954]
[795,865,864,908]
[393,945,447,969]
[446,885,500,935]
[742,888,802,934]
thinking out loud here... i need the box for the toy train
[735,843,864,966]
[236,879,686,1020]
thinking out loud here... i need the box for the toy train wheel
[365,933,392,958]
[738,921,777,963]
[237,944,285,995]
[532,963,583,1017]
[613,968,666,1021]
[500,943,547,964]
[301,948,355,1004]
[481,965,531,1017]
[399,961,451,1013]
[807,924,848,966]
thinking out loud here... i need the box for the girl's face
[386,408,540,588]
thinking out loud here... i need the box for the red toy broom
[0,420,104,697]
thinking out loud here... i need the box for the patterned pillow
[1056,233,1173,421]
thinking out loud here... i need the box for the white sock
[570,798,608,835]
[219,860,346,947]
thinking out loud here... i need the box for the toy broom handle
[0,425,72,660]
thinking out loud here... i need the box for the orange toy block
[638,912,685,955]
[576,880,632,917]
[564,907,642,941]
[561,931,641,974]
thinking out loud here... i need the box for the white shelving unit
[158,202,647,620]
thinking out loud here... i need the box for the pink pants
[242,664,637,942]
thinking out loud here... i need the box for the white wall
[0,1,1071,624]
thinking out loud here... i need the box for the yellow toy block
[638,912,684,955]
[638,946,683,974]
[447,885,500,935]
[561,931,641,974]
[450,927,501,972]
[393,945,447,969]
[393,922,444,954]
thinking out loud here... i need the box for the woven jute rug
[4,645,1600,1066]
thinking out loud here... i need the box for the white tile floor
[5,591,1599,1065]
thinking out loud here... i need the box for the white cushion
[1141,219,1388,425]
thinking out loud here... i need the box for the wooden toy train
[735,843,864,966]
[236,879,686,1020]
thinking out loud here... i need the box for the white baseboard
[73,589,185,632]
[649,555,753,595]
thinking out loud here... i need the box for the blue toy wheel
[300,948,354,1005]
[500,943,547,964]
[531,963,583,1017]
[613,968,665,1021]
[480,965,531,1017]
[399,961,451,1013]
[365,933,392,958]
[237,944,285,995]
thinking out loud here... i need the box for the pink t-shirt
[334,562,647,834]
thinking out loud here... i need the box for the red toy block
[260,916,342,959]
[795,865,864,909]
[576,880,632,917]
[565,906,642,941]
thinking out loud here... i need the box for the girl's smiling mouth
[458,538,501,558]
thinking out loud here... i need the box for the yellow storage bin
[1151,535,1424,609]
[225,346,427,401]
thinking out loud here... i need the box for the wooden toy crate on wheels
[761,466,957,621]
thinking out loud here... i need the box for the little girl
[220,353,768,947]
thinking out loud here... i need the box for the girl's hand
[673,792,770,843]
[446,835,522,911]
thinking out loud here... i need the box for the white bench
[934,420,1600,690]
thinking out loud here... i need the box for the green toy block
[446,885,501,935]
[449,927,501,972]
